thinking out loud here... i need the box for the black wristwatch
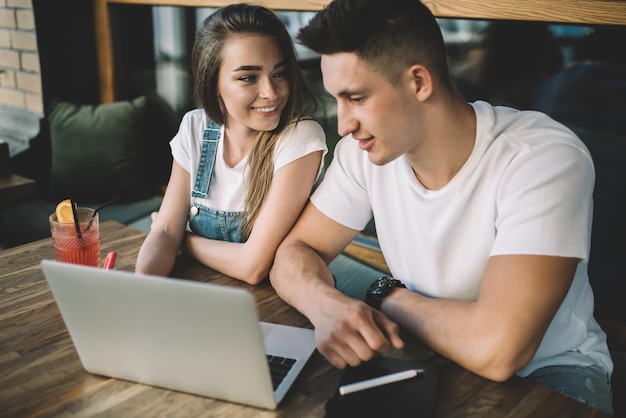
[365,276,406,310]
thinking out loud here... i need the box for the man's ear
[407,64,433,102]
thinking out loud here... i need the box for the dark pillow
[143,91,178,188]
[568,125,626,324]
[47,96,149,202]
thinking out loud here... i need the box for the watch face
[369,278,386,292]
[366,277,405,309]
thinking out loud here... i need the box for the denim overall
[188,121,245,243]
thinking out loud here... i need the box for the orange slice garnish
[55,199,75,224]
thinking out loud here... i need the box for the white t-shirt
[170,109,327,211]
[311,100,612,377]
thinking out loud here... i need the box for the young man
[269,0,613,413]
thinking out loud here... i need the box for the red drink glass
[49,207,100,267]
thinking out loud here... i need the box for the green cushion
[48,96,149,202]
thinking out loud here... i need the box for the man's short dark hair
[297,0,452,86]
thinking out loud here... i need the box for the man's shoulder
[476,101,585,150]
[332,135,374,170]
[477,100,566,130]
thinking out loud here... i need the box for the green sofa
[3,93,178,247]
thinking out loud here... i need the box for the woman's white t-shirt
[170,109,327,211]
[311,100,612,377]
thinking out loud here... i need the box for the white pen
[338,368,424,395]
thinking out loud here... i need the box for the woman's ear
[407,64,433,102]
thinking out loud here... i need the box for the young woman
[136,4,327,284]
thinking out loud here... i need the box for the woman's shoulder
[180,108,208,128]
[282,117,325,141]
[172,109,215,152]
[272,118,328,166]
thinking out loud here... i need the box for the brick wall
[0,0,42,154]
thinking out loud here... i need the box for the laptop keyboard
[267,355,297,390]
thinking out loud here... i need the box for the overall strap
[191,121,221,198]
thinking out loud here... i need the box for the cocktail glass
[49,207,100,266]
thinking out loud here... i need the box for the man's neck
[406,98,476,190]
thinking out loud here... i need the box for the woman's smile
[218,34,290,134]
[253,104,281,115]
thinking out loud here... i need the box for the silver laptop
[41,259,316,410]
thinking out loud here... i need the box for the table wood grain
[0,221,611,417]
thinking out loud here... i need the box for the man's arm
[381,254,577,381]
[270,203,404,368]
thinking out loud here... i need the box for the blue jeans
[527,364,613,415]
[188,120,244,243]
[188,205,243,243]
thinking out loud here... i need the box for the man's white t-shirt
[311,100,612,377]
[170,109,327,211]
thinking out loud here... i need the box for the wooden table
[0,221,611,417]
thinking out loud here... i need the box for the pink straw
[103,252,117,270]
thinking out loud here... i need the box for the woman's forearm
[136,229,182,276]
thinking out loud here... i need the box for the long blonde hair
[191,4,318,240]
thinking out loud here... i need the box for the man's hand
[311,293,404,368]
[269,204,403,368]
